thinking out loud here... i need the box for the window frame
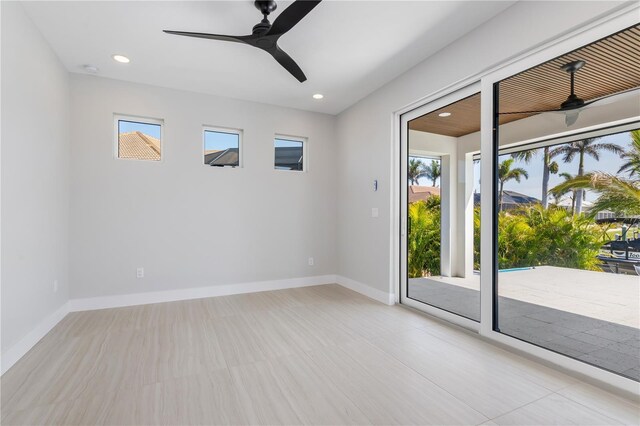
[202,125,244,169]
[113,114,164,162]
[274,134,307,172]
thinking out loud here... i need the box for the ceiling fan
[164,0,321,82]
[500,60,637,126]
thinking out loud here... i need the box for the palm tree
[511,149,536,164]
[498,158,529,211]
[512,148,559,209]
[422,160,441,187]
[550,137,623,214]
[550,172,576,214]
[408,158,424,185]
[618,130,640,178]
[551,172,640,216]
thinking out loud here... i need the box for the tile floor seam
[226,365,306,426]
[296,345,384,425]
[551,390,629,425]
[410,322,578,394]
[362,334,492,423]
[556,386,640,424]
[484,392,561,422]
[288,350,375,426]
[0,365,238,418]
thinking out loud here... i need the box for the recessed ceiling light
[112,54,130,63]
[312,93,324,100]
[82,65,99,74]
[438,112,452,117]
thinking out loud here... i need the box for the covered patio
[409,266,640,380]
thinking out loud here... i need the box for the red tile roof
[409,185,440,203]
[118,131,161,161]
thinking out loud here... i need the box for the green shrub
[474,207,481,271]
[497,205,604,271]
[410,201,604,276]
[408,197,441,278]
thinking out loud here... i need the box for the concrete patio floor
[408,266,640,381]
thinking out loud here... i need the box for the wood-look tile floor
[1,284,638,425]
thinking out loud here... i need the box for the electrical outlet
[371,207,379,218]
[308,257,314,266]
[136,267,144,278]
[53,280,58,293]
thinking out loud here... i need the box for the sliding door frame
[392,3,639,396]
[399,83,481,332]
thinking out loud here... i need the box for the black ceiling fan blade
[267,0,322,36]
[163,30,252,44]
[578,87,640,109]
[499,109,561,115]
[498,88,637,115]
[269,46,307,82]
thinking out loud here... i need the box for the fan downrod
[253,1,278,34]
[560,60,586,110]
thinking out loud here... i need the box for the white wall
[1,2,70,354]
[69,75,337,299]
[336,1,626,295]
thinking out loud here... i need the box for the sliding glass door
[399,21,639,386]
[491,24,640,382]
[400,87,481,325]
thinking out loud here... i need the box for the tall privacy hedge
[408,196,441,278]
[408,200,604,278]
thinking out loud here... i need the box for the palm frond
[592,142,624,155]
[618,132,640,178]
[511,149,537,163]
[550,172,640,216]
[586,149,600,161]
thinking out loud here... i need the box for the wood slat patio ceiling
[409,24,640,138]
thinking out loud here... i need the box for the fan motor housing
[561,94,585,110]
[252,21,272,35]
[255,1,277,16]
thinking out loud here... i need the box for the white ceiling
[23,1,515,115]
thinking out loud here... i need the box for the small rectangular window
[115,116,163,161]
[204,127,242,167]
[274,136,305,171]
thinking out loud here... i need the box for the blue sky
[411,129,634,204]
[409,157,441,187]
[118,120,161,139]
[275,138,303,148]
[492,130,633,201]
[204,130,239,151]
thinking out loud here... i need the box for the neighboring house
[118,131,161,161]
[552,199,619,221]
[409,185,440,203]
[204,146,302,169]
[274,146,303,170]
[205,148,239,166]
[474,190,540,210]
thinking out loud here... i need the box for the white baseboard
[68,274,338,312]
[1,274,394,376]
[335,275,395,305]
[1,302,70,375]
